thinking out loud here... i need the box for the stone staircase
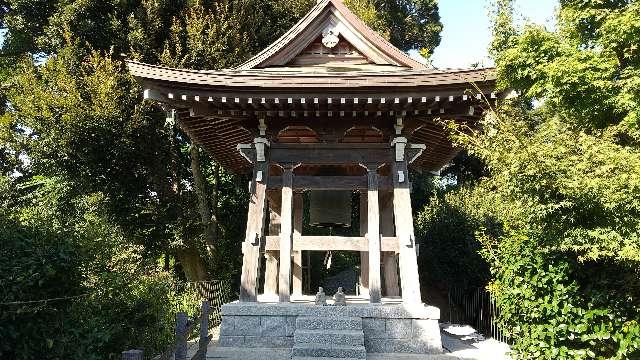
[292,316,367,360]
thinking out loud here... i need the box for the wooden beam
[264,236,399,252]
[239,161,268,302]
[367,167,382,303]
[381,190,400,297]
[292,192,303,296]
[263,194,281,297]
[278,167,293,302]
[269,143,391,165]
[383,253,400,297]
[359,191,369,297]
[264,251,278,296]
[267,175,393,190]
[391,145,422,305]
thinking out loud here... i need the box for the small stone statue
[315,287,327,306]
[333,287,346,306]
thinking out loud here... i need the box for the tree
[0,0,443,282]
[416,1,640,358]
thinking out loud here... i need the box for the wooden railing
[122,300,211,360]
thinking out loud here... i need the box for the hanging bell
[309,190,352,227]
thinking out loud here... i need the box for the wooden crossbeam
[269,143,391,165]
[267,175,393,190]
[264,236,399,252]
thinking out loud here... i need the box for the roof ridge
[328,0,425,69]
[236,0,426,70]
[235,0,330,70]
[127,59,494,78]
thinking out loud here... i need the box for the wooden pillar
[381,192,400,297]
[366,166,382,303]
[391,140,422,305]
[359,191,369,297]
[279,166,294,302]
[264,252,278,297]
[292,192,303,296]
[239,162,268,302]
[383,253,400,296]
[264,194,281,297]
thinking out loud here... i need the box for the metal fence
[447,286,510,344]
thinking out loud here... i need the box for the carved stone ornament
[333,287,346,306]
[315,287,327,306]
[322,28,340,48]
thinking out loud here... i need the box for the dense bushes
[415,187,495,288]
[0,184,199,360]
[0,216,82,358]
[417,175,640,359]
[414,1,640,358]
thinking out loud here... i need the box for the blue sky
[426,0,559,69]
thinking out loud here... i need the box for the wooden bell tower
[128,0,497,306]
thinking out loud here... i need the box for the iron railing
[447,286,510,344]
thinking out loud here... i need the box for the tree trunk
[190,145,217,252]
[210,162,219,244]
[164,116,208,282]
[176,248,208,281]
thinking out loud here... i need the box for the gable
[290,34,371,66]
[237,0,425,70]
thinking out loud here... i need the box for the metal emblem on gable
[322,28,340,48]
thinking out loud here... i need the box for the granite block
[219,335,244,347]
[365,338,443,354]
[362,318,386,339]
[296,316,361,330]
[386,319,412,339]
[294,329,364,346]
[412,319,441,340]
[222,302,440,319]
[261,315,286,336]
[219,315,236,336]
[292,343,367,358]
[234,315,261,336]
[244,336,293,348]
[285,316,296,336]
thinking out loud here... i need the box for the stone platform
[219,296,443,355]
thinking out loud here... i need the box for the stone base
[219,298,442,354]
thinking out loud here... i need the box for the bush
[484,228,640,359]
[0,216,82,359]
[415,187,495,288]
[0,188,200,360]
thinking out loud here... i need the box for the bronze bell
[309,190,352,227]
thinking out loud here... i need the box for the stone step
[292,343,367,359]
[296,316,362,330]
[292,357,364,360]
[294,329,364,347]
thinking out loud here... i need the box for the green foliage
[371,0,442,56]
[0,214,82,358]
[494,0,640,139]
[440,107,640,358]
[0,178,200,360]
[484,228,640,359]
[0,0,443,357]
[412,1,640,358]
[415,187,495,288]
